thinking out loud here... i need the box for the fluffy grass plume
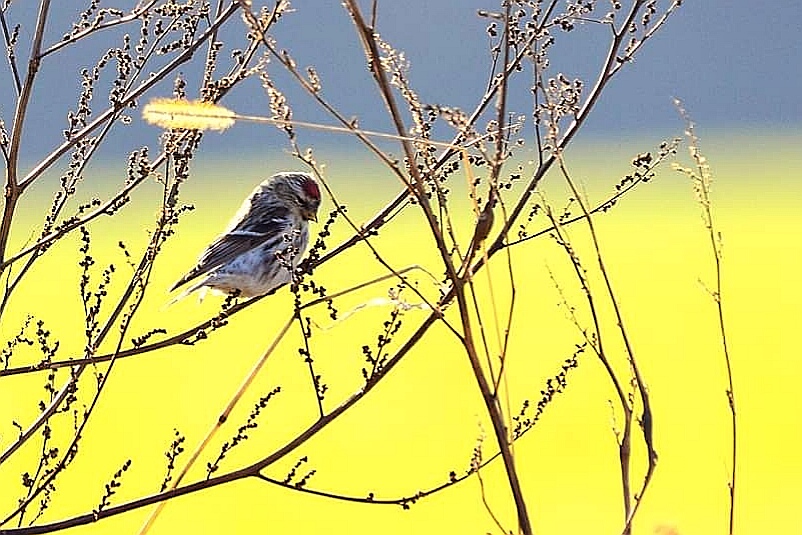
[142,98,236,131]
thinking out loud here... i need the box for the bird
[170,171,321,300]
[459,186,497,275]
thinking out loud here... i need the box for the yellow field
[1,132,799,534]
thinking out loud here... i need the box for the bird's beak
[304,210,318,222]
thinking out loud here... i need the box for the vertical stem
[1,0,50,263]
[342,2,533,531]
[678,109,737,534]
[456,279,533,534]
[707,160,736,535]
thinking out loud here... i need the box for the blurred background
[0,2,800,535]
[3,1,801,158]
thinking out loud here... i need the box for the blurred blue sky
[1,1,799,163]
[296,1,801,132]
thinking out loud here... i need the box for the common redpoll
[170,172,321,299]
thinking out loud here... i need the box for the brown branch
[490,194,517,398]
[1,305,590,534]
[343,3,533,533]
[0,294,261,377]
[2,170,189,523]
[0,158,190,468]
[0,5,196,318]
[485,0,652,264]
[0,309,440,534]
[236,0,410,186]
[1,9,556,516]
[262,0,553,278]
[0,0,50,263]
[0,2,684,531]
[292,146,447,328]
[542,198,634,522]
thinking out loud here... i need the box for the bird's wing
[170,203,291,291]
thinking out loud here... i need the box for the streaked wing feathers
[170,203,291,291]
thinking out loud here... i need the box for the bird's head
[270,172,321,222]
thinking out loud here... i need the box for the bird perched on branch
[170,172,321,300]
[460,186,497,275]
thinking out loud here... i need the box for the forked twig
[553,152,656,534]
[541,196,635,524]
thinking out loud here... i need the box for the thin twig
[0,3,242,464]
[675,101,737,535]
[542,197,633,522]
[17,2,239,192]
[0,5,22,94]
[2,169,186,524]
[38,0,161,59]
[136,317,294,535]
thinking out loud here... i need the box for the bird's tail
[169,267,203,294]
[162,281,208,309]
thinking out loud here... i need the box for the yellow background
[1,132,800,534]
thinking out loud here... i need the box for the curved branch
[0,310,440,535]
